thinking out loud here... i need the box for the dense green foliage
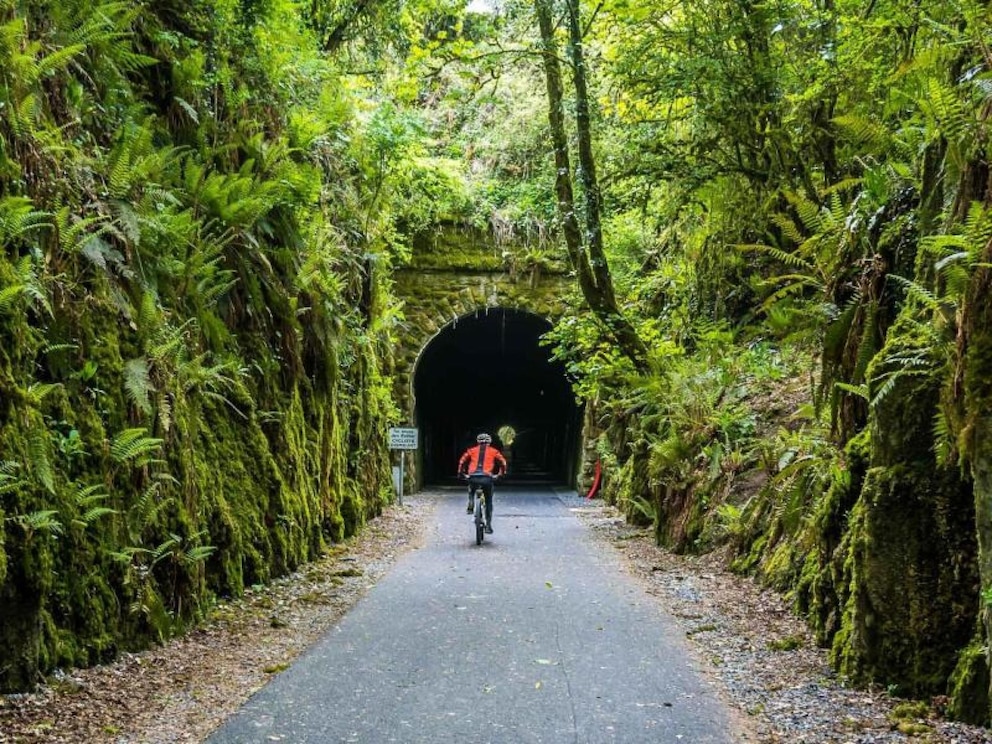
[6,0,992,727]
[0,0,464,690]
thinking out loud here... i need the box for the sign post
[388,427,418,506]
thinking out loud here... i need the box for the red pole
[585,460,602,499]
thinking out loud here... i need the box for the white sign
[388,427,419,450]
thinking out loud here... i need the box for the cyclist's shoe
[466,502,473,513]
[485,524,493,534]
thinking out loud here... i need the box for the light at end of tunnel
[498,424,516,446]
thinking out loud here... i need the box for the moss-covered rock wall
[0,0,395,692]
[828,320,978,696]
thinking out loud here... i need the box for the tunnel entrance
[413,308,583,487]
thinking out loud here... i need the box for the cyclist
[458,432,507,533]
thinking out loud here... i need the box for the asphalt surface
[207,487,741,743]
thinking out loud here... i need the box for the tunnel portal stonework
[391,226,592,490]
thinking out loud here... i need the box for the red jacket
[459,444,506,477]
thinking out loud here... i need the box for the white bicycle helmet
[476,432,492,444]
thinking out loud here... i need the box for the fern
[123,475,175,544]
[834,382,869,400]
[110,428,164,465]
[184,542,217,564]
[870,352,935,410]
[832,114,893,151]
[851,303,880,384]
[919,76,970,142]
[0,196,50,243]
[53,208,115,255]
[35,42,86,78]
[0,255,52,317]
[933,411,954,467]
[6,510,64,538]
[887,274,946,315]
[24,382,60,405]
[27,425,54,494]
[738,243,815,271]
[157,390,173,433]
[629,494,657,525]
[0,461,26,496]
[715,502,745,539]
[0,283,25,315]
[70,483,117,529]
[124,357,155,415]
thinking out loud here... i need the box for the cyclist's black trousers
[467,474,495,525]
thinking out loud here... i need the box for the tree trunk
[535,0,648,371]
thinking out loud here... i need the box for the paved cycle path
[208,488,741,743]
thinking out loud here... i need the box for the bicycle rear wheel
[474,497,485,545]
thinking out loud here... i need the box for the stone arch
[390,242,580,491]
[409,305,583,487]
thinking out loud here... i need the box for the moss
[768,634,804,651]
[408,225,568,274]
[947,636,991,725]
[819,310,980,699]
[794,429,870,646]
[961,263,992,721]
[895,721,932,735]
[889,700,929,720]
[0,532,52,691]
[832,464,977,696]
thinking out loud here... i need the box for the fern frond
[870,368,930,409]
[834,382,869,400]
[0,461,25,496]
[110,427,164,464]
[0,284,26,314]
[769,213,805,244]
[933,410,954,467]
[72,482,118,528]
[0,255,51,316]
[832,114,892,150]
[0,196,50,242]
[174,97,200,124]
[851,303,880,383]
[35,43,86,77]
[791,194,825,235]
[7,510,63,537]
[629,495,657,524]
[124,357,154,415]
[887,274,943,313]
[157,390,173,433]
[152,533,182,563]
[27,425,54,494]
[25,382,61,405]
[738,243,815,271]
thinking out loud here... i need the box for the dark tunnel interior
[413,308,583,487]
